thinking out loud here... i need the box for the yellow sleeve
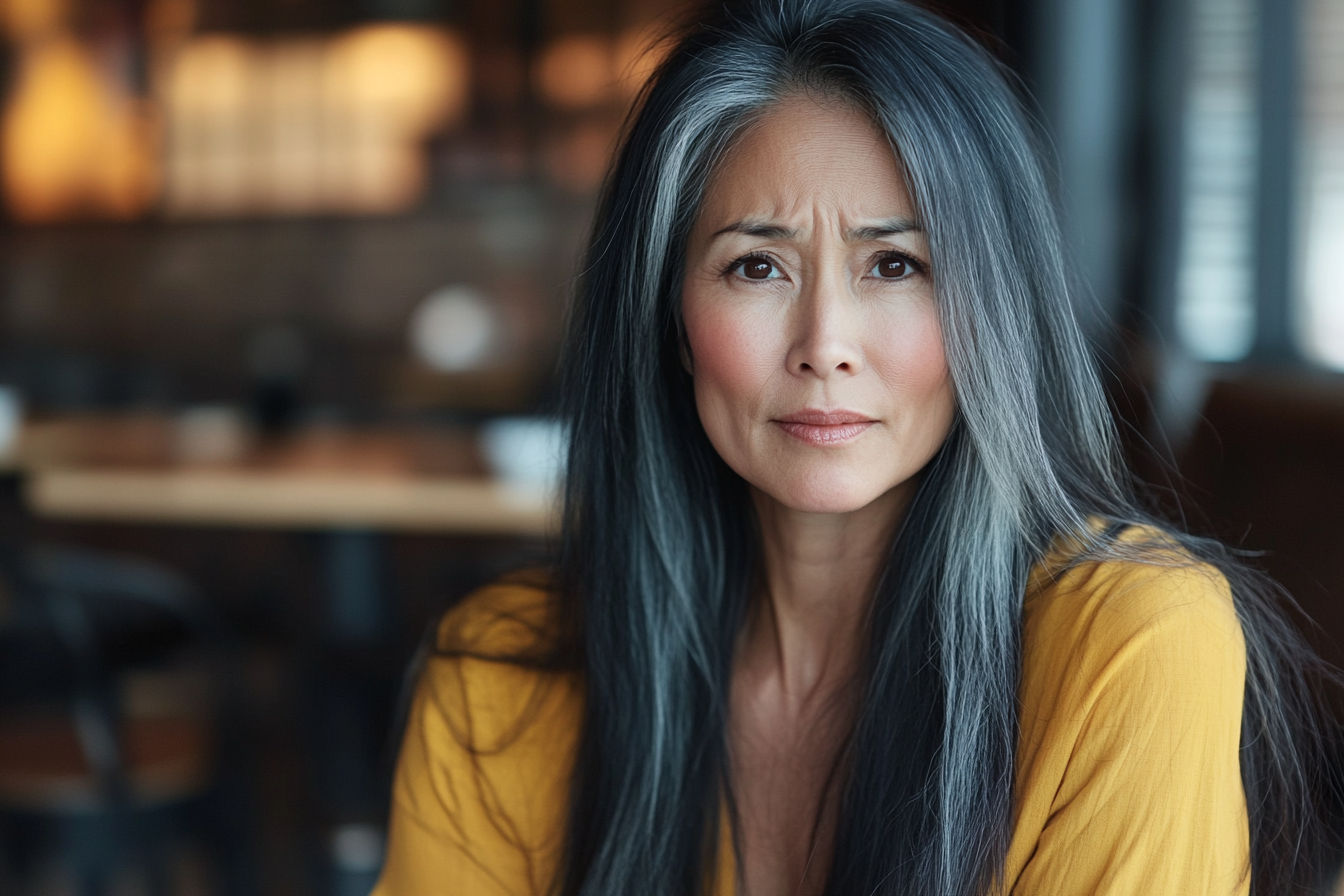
[372,587,581,896]
[1009,559,1250,895]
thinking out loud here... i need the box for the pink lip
[773,409,876,445]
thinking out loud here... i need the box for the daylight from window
[1299,0,1344,369]
[1176,0,1258,362]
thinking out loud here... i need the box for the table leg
[324,530,388,645]
[316,529,393,896]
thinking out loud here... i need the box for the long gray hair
[552,1,1331,893]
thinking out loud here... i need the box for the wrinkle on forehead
[693,94,918,246]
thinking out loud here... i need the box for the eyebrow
[850,218,925,240]
[709,216,924,241]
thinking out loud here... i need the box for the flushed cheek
[684,305,781,418]
[871,310,949,402]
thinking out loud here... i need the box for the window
[1175,0,1344,369]
[1298,0,1344,368]
[1175,0,1258,362]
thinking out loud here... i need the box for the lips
[773,409,876,445]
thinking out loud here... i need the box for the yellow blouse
[373,529,1250,895]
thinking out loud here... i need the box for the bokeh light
[161,25,468,217]
[535,34,615,110]
[2,37,157,222]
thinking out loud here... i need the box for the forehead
[697,95,914,226]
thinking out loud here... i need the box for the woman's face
[682,95,956,515]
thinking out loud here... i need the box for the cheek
[683,298,778,412]
[893,313,948,387]
[872,305,955,423]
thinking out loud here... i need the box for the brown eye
[738,257,778,280]
[872,255,911,279]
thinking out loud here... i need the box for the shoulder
[381,574,581,894]
[1019,524,1246,739]
[436,568,568,660]
[1010,528,1251,892]
[420,571,582,754]
[1023,524,1244,679]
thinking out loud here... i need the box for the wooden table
[3,413,556,868]
[9,414,556,536]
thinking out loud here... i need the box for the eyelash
[722,250,927,280]
[870,251,927,278]
[721,252,778,278]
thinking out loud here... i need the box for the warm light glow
[535,29,668,109]
[261,38,325,213]
[161,25,469,217]
[614,26,667,98]
[162,35,257,215]
[0,17,469,220]
[325,25,468,134]
[144,0,197,46]
[167,35,255,114]
[1,38,157,222]
[322,25,469,213]
[535,35,614,110]
[0,0,68,43]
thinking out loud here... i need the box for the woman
[375,1,1330,893]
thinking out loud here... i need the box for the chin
[757,470,896,515]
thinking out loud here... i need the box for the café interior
[0,0,1339,892]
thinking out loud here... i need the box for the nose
[785,271,864,378]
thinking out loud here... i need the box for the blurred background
[0,0,1337,892]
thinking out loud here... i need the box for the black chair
[0,544,254,896]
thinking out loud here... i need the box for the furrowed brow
[710,221,796,240]
[848,218,924,241]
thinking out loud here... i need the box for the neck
[740,482,913,705]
